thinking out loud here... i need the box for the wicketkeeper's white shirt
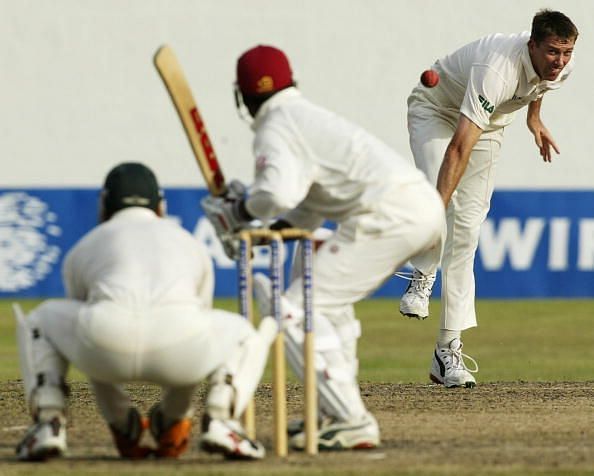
[63,207,213,309]
[414,31,574,131]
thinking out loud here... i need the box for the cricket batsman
[202,45,446,450]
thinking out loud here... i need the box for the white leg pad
[33,386,66,413]
[14,303,67,415]
[284,317,367,422]
[333,318,362,379]
[206,317,277,420]
[253,273,367,421]
[205,378,234,420]
[13,303,36,402]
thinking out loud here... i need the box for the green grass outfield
[1,298,593,383]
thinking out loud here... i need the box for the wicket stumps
[238,228,318,456]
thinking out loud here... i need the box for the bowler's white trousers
[407,95,503,331]
[27,299,253,425]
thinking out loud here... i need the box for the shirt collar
[110,207,158,221]
[521,40,540,85]
[251,87,301,130]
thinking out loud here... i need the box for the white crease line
[365,452,387,460]
[2,425,28,432]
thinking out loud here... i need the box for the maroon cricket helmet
[236,45,293,96]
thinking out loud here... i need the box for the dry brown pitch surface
[1,380,594,476]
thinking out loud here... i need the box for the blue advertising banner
[475,191,594,298]
[1,188,593,299]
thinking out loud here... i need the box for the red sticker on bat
[190,107,225,188]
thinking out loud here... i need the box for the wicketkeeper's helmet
[101,162,163,220]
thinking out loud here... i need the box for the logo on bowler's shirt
[478,95,495,114]
[0,192,62,292]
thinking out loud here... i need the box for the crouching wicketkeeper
[15,162,276,461]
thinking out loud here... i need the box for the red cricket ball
[420,69,439,88]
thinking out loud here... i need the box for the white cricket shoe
[290,412,380,451]
[16,416,67,461]
[399,269,436,319]
[286,416,325,437]
[199,416,265,460]
[430,338,479,388]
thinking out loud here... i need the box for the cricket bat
[154,45,227,196]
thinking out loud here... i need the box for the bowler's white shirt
[424,32,573,131]
[245,87,427,228]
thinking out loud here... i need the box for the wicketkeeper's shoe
[430,338,479,388]
[109,407,153,459]
[199,414,265,460]
[399,269,436,319]
[290,412,380,451]
[16,416,67,461]
[148,404,192,458]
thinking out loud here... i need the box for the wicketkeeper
[15,162,276,461]
[202,45,446,450]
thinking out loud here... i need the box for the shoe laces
[442,339,479,374]
[396,270,436,297]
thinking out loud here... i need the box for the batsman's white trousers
[284,180,445,419]
[27,300,253,424]
[407,97,502,331]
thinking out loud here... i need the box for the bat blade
[154,45,227,196]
